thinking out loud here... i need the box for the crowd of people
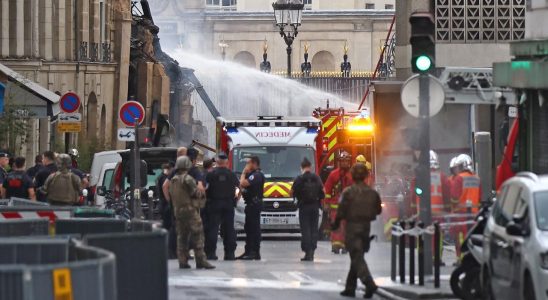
[0,149,88,205]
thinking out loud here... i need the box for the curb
[377,288,409,300]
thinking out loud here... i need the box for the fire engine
[216,116,322,232]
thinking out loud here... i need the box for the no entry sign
[119,101,145,127]
[59,92,81,113]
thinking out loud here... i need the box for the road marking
[169,276,342,292]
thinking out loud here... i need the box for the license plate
[261,217,289,225]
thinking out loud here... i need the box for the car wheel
[523,272,536,300]
[482,268,494,300]
[461,266,482,300]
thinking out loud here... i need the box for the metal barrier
[9,197,50,206]
[73,207,116,218]
[0,238,116,300]
[0,199,8,206]
[55,218,128,237]
[0,218,50,237]
[84,221,168,300]
[390,220,441,288]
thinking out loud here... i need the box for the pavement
[167,234,458,300]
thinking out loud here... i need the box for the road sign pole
[418,73,433,275]
[133,118,143,219]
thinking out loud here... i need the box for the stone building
[150,0,395,73]
[0,0,171,161]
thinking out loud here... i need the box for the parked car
[94,162,117,207]
[89,150,122,198]
[482,172,548,300]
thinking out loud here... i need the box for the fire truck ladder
[358,14,396,110]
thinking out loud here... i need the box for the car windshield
[534,191,548,231]
[123,168,163,190]
[232,146,315,180]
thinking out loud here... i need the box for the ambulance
[216,116,321,232]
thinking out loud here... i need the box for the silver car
[482,172,548,300]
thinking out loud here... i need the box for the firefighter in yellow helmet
[356,155,373,185]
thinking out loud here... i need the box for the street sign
[118,128,136,142]
[59,92,81,113]
[58,113,82,122]
[57,122,82,133]
[401,74,445,118]
[119,101,145,127]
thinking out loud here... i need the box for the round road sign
[401,74,445,118]
[119,101,145,127]
[59,92,81,113]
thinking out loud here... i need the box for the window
[534,192,548,231]
[206,0,237,10]
[365,3,375,9]
[304,0,312,10]
[494,185,521,227]
[385,4,394,9]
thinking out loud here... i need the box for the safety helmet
[429,150,440,170]
[456,154,474,172]
[449,157,458,169]
[351,163,369,181]
[339,151,352,161]
[356,155,372,170]
[175,156,192,171]
[68,149,79,158]
[57,154,72,171]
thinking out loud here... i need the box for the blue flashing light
[307,127,319,134]
[226,127,239,133]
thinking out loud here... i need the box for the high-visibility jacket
[451,172,481,213]
[413,171,450,214]
[323,168,353,210]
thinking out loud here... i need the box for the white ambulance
[216,116,321,232]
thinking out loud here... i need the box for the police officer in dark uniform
[332,163,382,299]
[34,151,58,202]
[237,156,265,260]
[2,157,36,200]
[204,153,239,261]
[0,152,9,192]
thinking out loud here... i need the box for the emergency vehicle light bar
[223,120,321,128]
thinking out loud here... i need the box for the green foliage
[77,136,106,172]
[0,104,33,155]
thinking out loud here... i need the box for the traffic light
[409,12,435,73]
[137,127,152,147]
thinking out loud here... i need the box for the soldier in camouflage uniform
[332,163,382,299]
[169,156,215,270]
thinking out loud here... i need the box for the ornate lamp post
[341,41,352,77]
[219,38,229,61]
[272,0,304,78]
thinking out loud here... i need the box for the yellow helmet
[356,155,372,170]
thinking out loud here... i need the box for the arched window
[100,104,106,146]
[234,51,257,68]
[311,51,336,71]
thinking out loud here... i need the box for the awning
[0,62,60,117]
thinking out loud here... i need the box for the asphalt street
[168,234,394,300]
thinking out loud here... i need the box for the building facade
[150,0,395,73]
[0,0,171,162]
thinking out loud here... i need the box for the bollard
[417,222,425,286]
[434,222,441,288]
[391,224,397,282]
[409,221,416,285]
[474,132,492,204]
[399,220,406,284]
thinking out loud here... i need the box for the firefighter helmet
[356,155,372,170]
[340,151,351,161]
[68,148,79,158]
[449,156,458,169]
[351,163,369,181]
[456,154,474,172]
[429,150,440,170]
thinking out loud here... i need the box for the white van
[89,150,122,200]
[94,162,117,207]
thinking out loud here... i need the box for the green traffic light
[415,55,432,72]
[415,187,423,195]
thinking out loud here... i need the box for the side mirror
[506,222,526,236]
[97,186,107,196]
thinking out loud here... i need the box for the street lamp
[272,0,304,78]
[218,38,229,61]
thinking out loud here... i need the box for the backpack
[300,175,320,204]
[46,171,80,204]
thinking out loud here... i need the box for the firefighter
[428,151,451,216]
[324,151,353,254]
[450,154,481,258]
[355,155,373,185]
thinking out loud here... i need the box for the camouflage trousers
[344,222,374,291]
[175,207,206,264]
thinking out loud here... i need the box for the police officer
[333,163,382,299]
[204,152,239,261]
[237,156,265,260]
[292,157,324,262]
[168,156,215,270]
[34,151,58,202]
[0,152,9,190]
[1,157,35,200]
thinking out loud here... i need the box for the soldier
[237,156,265,260]
[42,154,81,206]
[332,163,382,299]
[169,156,215,270]
[204,152,239,261]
